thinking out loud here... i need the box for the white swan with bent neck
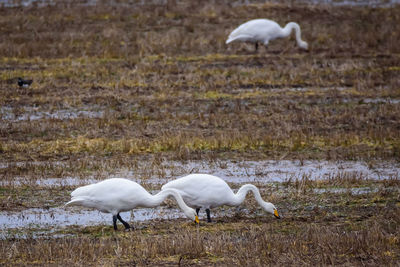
[162,174,280,222]
[65,178,199,230]
[226,19,308,51]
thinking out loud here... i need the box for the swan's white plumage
[161,174,280,220]
[226,18,308,50]
[163,174,231,209]
[65,178,199,227]
[67,178,152,215]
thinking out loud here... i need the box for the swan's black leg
[206,209,212,223]
[255,42,258,52]
[196,208,200,216]
[113,215,118,230]
[117,213,132,230]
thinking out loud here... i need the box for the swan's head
[262,202,280,219]
[184,208,200,224]
[299,40,308,50]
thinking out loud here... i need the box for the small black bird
[17,77,33,88]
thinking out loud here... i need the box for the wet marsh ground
[1,0,400,265]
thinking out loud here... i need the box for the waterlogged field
[1,0,400,265]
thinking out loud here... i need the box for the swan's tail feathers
[226,35,239,44]
[226,34,254,45]
[64,197,86,207]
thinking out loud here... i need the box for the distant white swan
[226,19,308,51]
[162,174,280,222]
[65,178,199,230]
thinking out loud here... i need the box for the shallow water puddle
[1,160,398,232]
[0,177,101,187]
[124,159,400,185]
[0,206,184,230]
[1,160,399,187]
[0,106,105,122]
[313,187,379,195]
[0,205,245,234]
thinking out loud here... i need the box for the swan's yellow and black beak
[274,209,280,219]
[195,215,200,224]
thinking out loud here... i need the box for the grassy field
[0,0,399,265]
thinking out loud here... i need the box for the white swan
[161,174,280,222]
[65,178,199,230]
[226,19,308,51]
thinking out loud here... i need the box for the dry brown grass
[1,1,400,265]
[1,167,399,265]
[1,1,399,58]
[1,0,399,168]
[1,180,399,266]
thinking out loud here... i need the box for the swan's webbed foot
[112,213,133,231]
[206,209,212,223]
[117,213,132,230]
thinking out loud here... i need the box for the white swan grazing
[65,178,199,230]
[226,19,308,51]
[161,174,280,222]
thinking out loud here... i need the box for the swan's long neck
[150,188,191,213]
[281,22,304,47]
[231,184,266,207]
